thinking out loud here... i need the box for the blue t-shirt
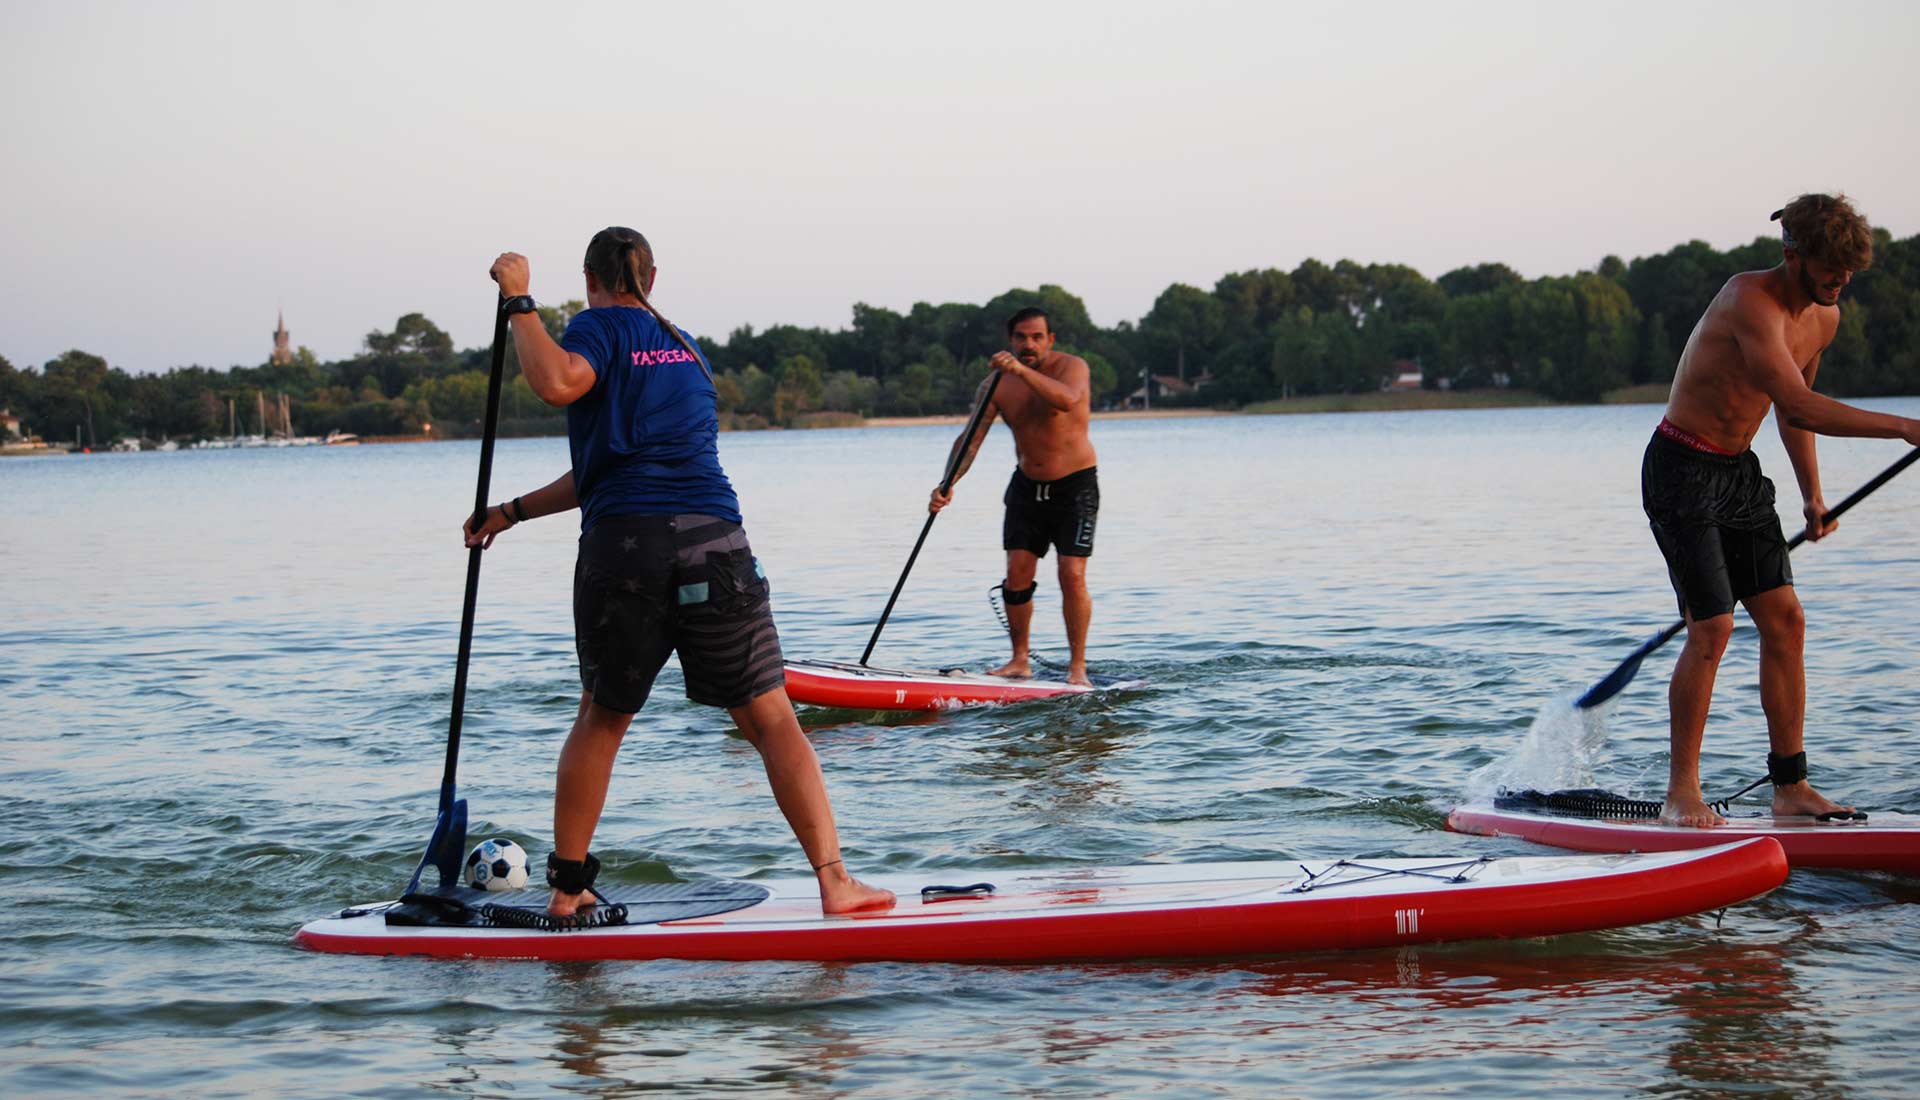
[559,306,741,530]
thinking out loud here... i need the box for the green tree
[1290,258,1361,315]
[847,302,909,379]
[1080,350,1119,407]
[1212,268,1296,342]
[1437,262,1523,299]
[0,353,36,429]
[403,371,493,432]
[1639,312,1675,384]
[713,370,748,414]
[772,355,824,423]
[1141,283,1226,382]
[359,313,459,396]
[883,362,936,416]
[820,369,880,414]
[43,349,112,446]
[738,364,776,417]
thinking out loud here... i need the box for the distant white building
[0,408,20,440]
[1383,359,1423,392]
[1124,371,1211,410]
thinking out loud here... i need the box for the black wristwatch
[501,295,538,316]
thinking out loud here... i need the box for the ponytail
[585,227,715,381]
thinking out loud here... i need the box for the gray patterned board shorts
[572,514,786,713]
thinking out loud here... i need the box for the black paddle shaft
[1577,444,1920,709]
[437,297,512,810]
[859,372,1006,666]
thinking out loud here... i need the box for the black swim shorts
[1641,430,1792,622]
[572,514,786,713]
[1003,465,1099,559]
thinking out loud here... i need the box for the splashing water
[1464,694,1616,804]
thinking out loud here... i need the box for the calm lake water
[4,400,1919,1099]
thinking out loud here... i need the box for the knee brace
[1001,581,1037,605]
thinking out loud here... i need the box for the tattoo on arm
[949,432,983,484]
[943,383,996,487]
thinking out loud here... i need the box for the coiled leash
[1498,752,1867,823]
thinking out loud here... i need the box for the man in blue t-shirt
[464,229,892,918]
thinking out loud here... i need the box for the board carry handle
[921,882,996,902]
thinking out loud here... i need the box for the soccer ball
[465,837,530,891]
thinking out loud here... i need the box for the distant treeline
[5,230,1917,444]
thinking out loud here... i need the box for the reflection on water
[4,401,1919,1098]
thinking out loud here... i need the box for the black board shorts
[1003,466,1099,559]
[573,514,785,713]
[1641,431,1792,622]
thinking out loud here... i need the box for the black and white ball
[465,837,530,891]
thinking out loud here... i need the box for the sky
[3,0,1917,374]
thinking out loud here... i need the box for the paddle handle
[859,370,1006,665]
[1783,445,1920,551]
[438,297,511,811]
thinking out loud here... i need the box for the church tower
[271,310,292,365]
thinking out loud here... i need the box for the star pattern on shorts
[620,536,638,552]
[625,666,642,680]
[622,578,642,593]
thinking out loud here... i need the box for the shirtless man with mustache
[930,307,1100,686]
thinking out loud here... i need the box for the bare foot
[1772,780,1852,818]
[989,657,1032,680]
[819,870,896,915]
[1066,663,1091,687]
[1659,793,1725,828]
[548,889,596,917]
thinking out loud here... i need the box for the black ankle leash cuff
[546,851,601,894]
[1767,751,1808,787]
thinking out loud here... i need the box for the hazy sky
[4,0,1917,373]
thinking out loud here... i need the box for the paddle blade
[1575,621,1684,710]
[403,796,469,894]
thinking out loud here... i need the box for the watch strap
[501,294,538,316]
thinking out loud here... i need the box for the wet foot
[989,657,1032,680]
[1067,664,1091,687]
[547,889,596,917]
[1659,793,1725,828]
[820,873,896,915]
[1772,781,1852,819]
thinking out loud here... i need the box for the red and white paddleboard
[782,658,1127,710]
[1449,795,1920,875]
[295,840,1786,963]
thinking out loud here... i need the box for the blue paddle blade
[404,796,469,894]
[1576,621,1685,710]
[1575,649,1650,710]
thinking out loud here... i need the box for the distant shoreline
[861,407,1231,428]
[1,386,1684,454]
[860,384,1674,428]
[1240,383,1673,416]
